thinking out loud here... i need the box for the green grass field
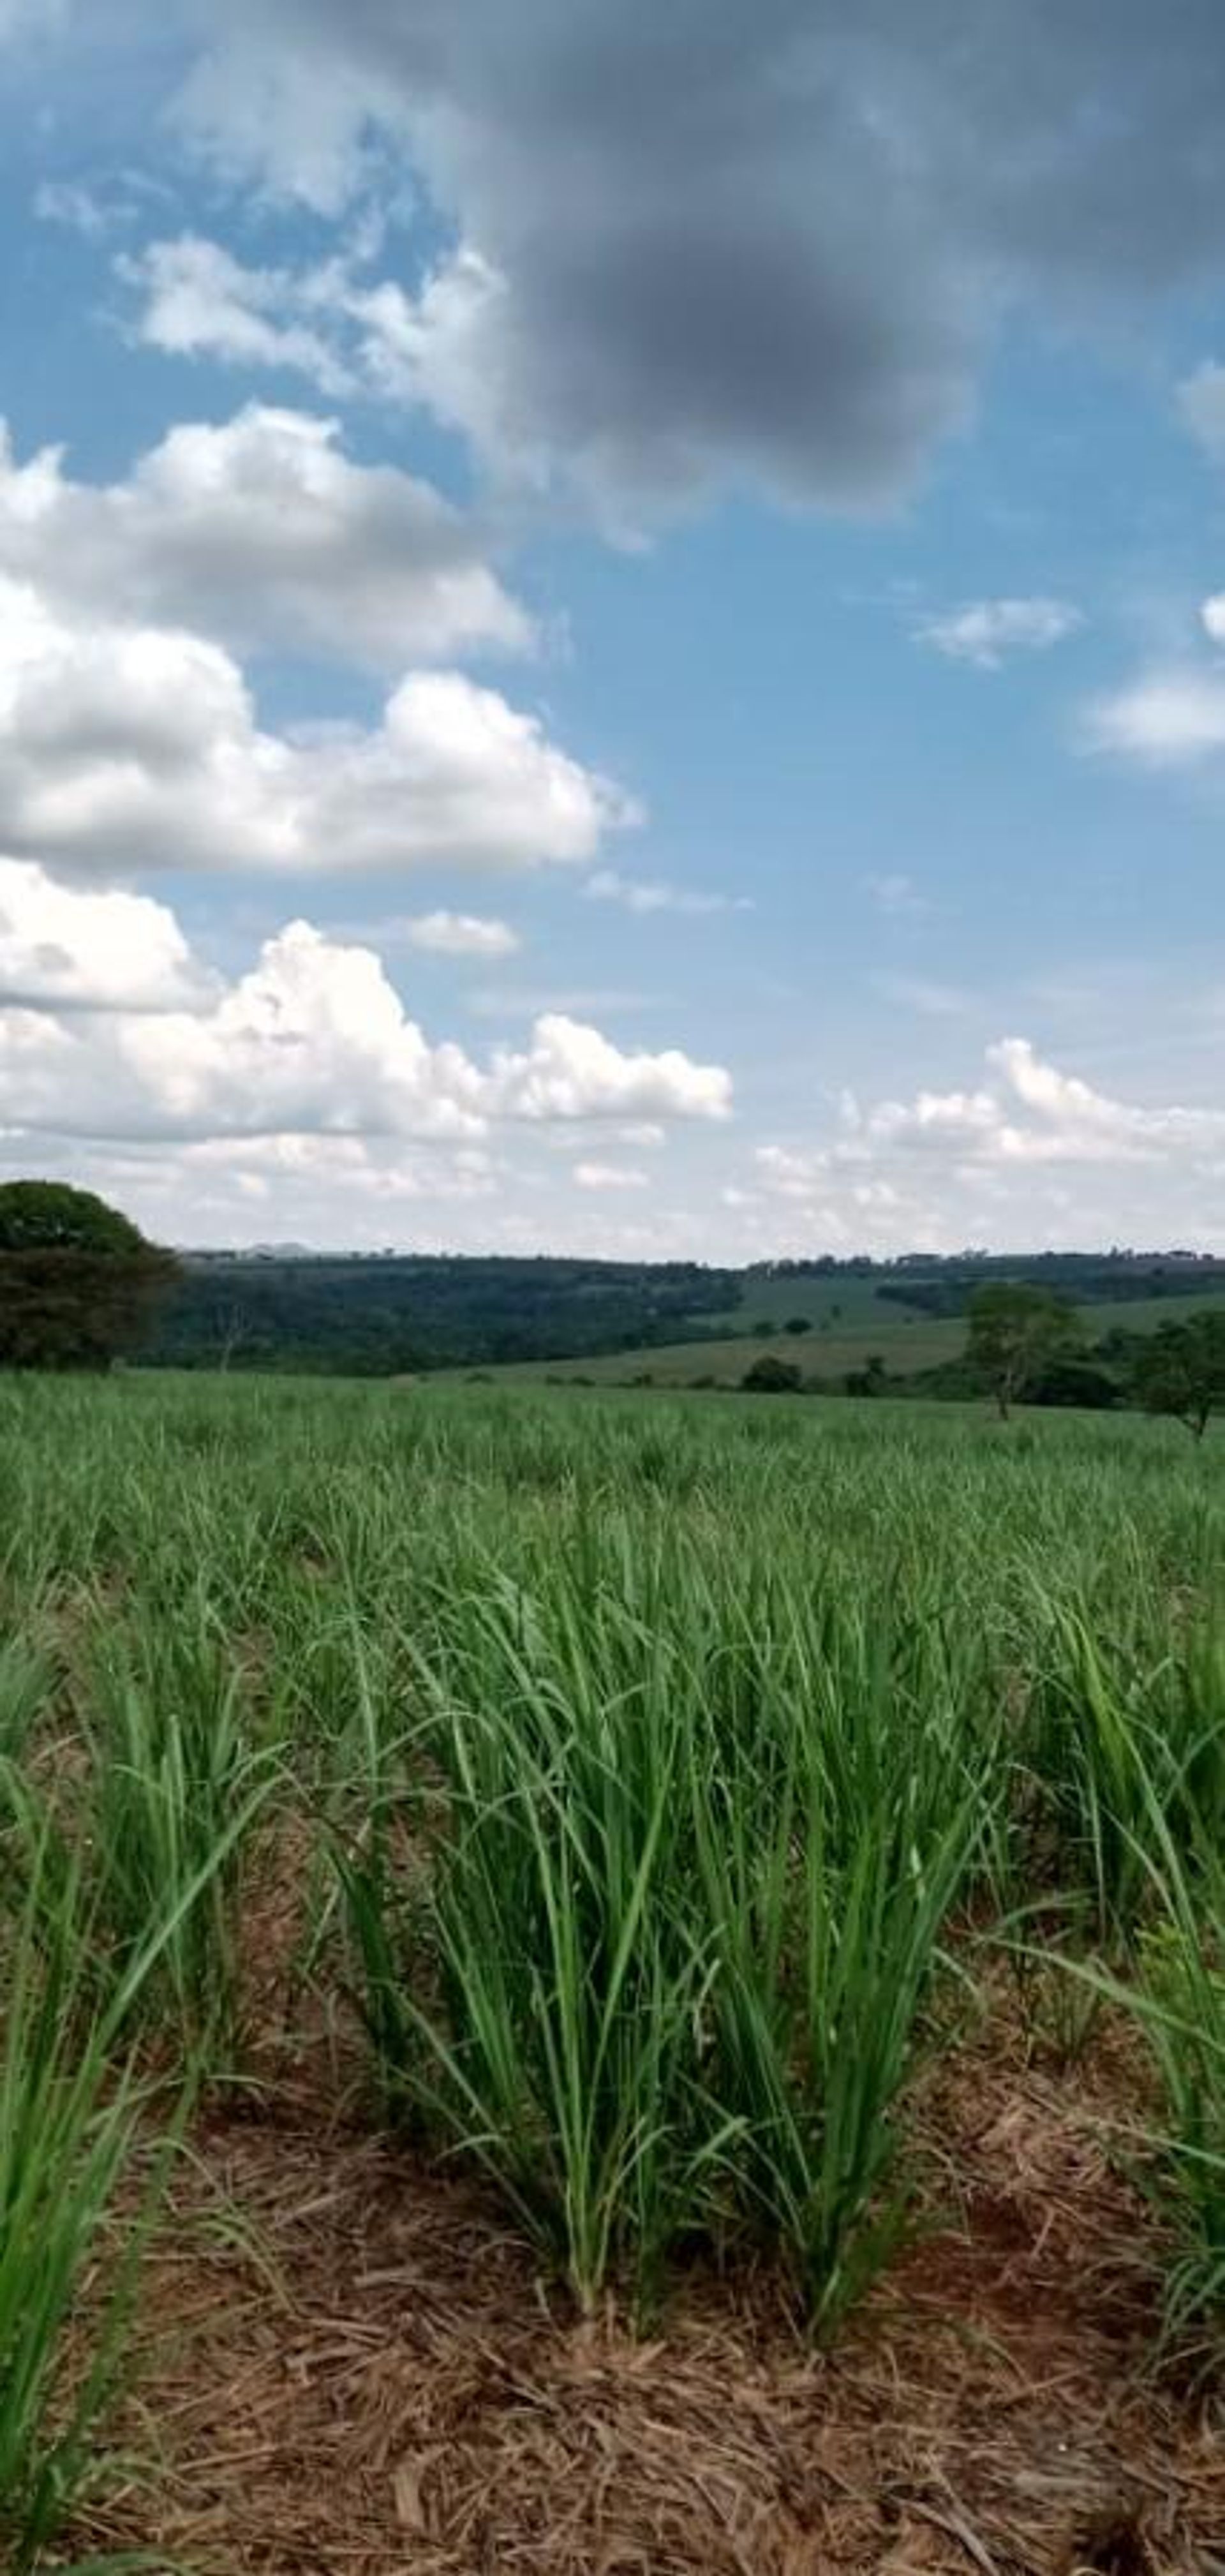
[693,1270,932,1331]
[494,1312,964,1383]
[0,1371,1222,2568]
[488,1282,1225,1387]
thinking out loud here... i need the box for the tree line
[1,1184,1222,1434]
[740,1282,1225,1434]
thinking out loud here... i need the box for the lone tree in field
[845,1353,889,1399]
[1134,1311,1225,1439]
[741,1351,803,1393]
[0,1181,179,1370]
[967,1280,1078,1420]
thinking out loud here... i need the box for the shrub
[741,1354,803,1393]
[844,1356,889,1398]
[1027,1359,1118,1410]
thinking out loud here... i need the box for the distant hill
[146,1253,742,1374]
[140,1247,1225,1382]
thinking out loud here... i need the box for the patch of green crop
[0,1359,1220,2543]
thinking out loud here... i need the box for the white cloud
[1178,359,1225,462]
[119,225,470,419]
[0,1122,521,1254]
[171,45,396,216]
[917,597,1083,668]
[0,583,627,876]
[1082,668,1225,765]
[755,1143,829,1200]
[0,923,475,1146]
[0,911,732,1148]
[120,235,356,393]
[0,405,530,669]
[486,1014,731,1124]
[119,228,540,484]
[744,1036,1225,1257]
[860,1036,1225,1167]
[114,922,487,1143]
[1083,558,1225,768]
[573,1159,648,1190]
[1201,594,1225,644]
[0,858,206,1010]
[183,1132,500,1209]
[341,248,540,477]
[584,867,750,917]
[394,911,520,957]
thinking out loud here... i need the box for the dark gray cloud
[126,1,1225,507]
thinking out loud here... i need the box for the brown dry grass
[63,1935,1224,2576]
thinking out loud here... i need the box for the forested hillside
[142,1248,1225,1378]
[147,1254,742,1373]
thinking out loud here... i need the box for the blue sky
[0,0,1223,1255]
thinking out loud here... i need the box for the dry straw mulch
[71,2017,1224,2576]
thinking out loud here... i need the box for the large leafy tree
[0,1182,179,1370]
[967,1281,1079,1420]
[1134,1311,1225,1440]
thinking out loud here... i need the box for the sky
[0,0,1223,1259]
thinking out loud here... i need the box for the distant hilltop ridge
[143,1247,1225,1381]
[177,1245,1222,1269]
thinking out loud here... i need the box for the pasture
[1,1372,1222,2572]
[497,1311,965,1383]
[491,1283,1225,1388]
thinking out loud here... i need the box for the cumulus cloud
[584,868,750,918]
[112,921,488,1143]
[0,582,626,875]
[394,911,519,957]
[0,908,731,1148]
[0,1119,520,1253]
[125,0,1225,516]
[1082,668,1225,765]
[183,1131,496,1198]
[856,1037,1225,1168]
[0,406,530,669]
[573,1159,648,1190]
[916,597,1083,668]
[746,1143,910,1250]
[746,1036,1225,1255]
[486,1014,731,1124]
[0,858,207,1010]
